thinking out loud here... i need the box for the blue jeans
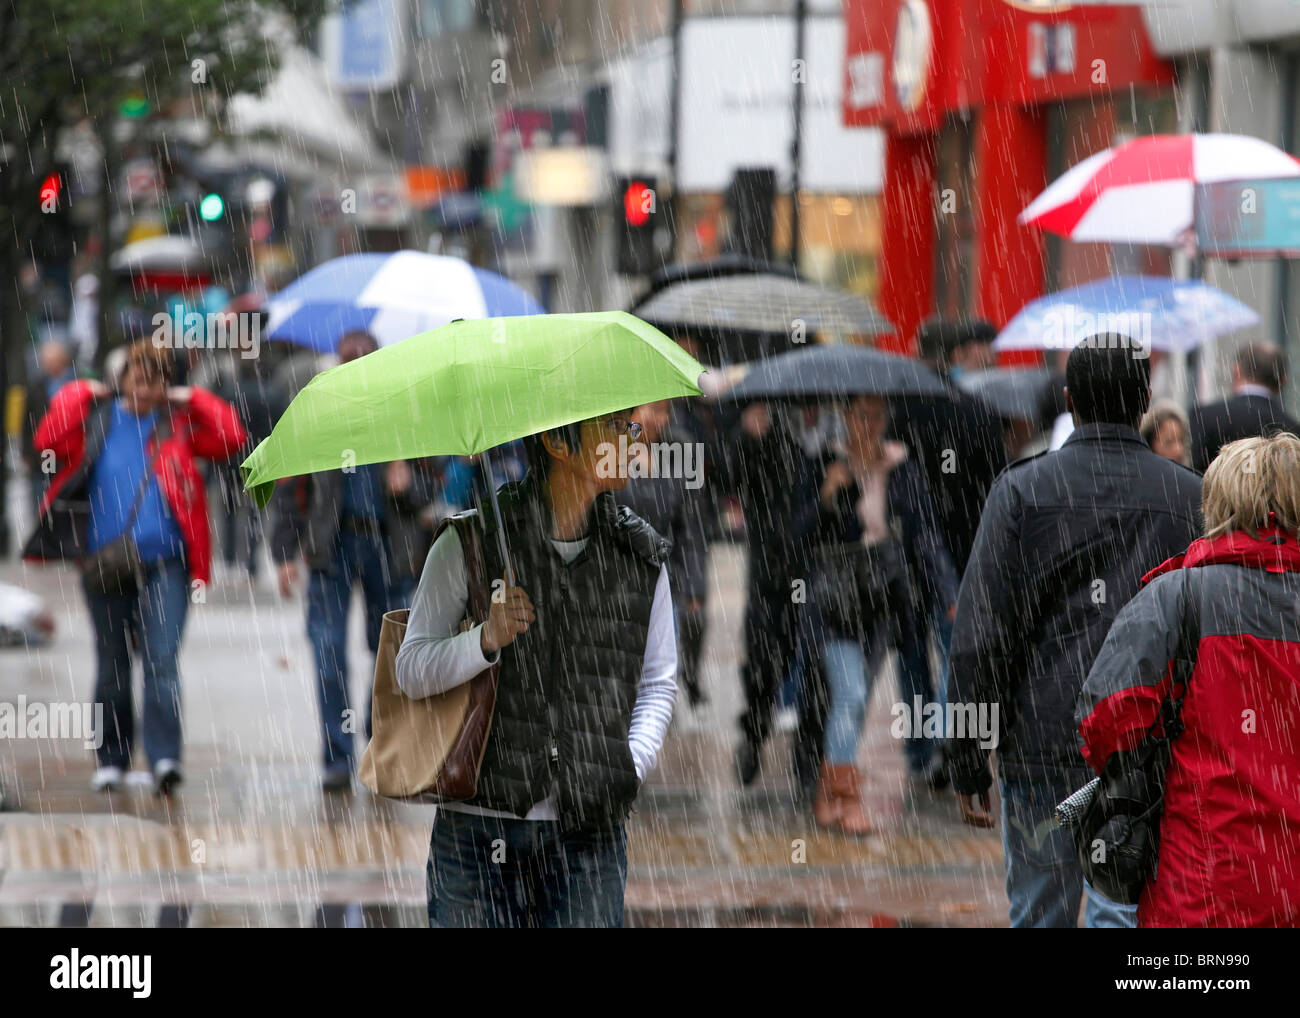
[83,557,190,770]
[306,529,399,767]
[1001,777,1138,928]
[897,599,953,774]
[426,808,628,928]
[821,633,888,766]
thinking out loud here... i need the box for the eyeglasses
[603,417,642,441]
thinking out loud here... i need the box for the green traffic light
[199,193,224,221]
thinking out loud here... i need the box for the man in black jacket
[717,402,820,787]
[1189,341,1300,472]
[889,319,1005,788]
[947,338,1202,928]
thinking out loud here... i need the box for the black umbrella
[636,274,894,340]
[956,368,1057,421]
[632,254,799,307]
[724,344,948,404]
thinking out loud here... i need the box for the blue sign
[324,0,405,90]
[1197,177,1300,256]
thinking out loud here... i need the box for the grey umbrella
[956,368,1056,421]
[636,274,894,339]
[723,344,949,404]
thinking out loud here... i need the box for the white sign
[846,51,885,111]
[674,17,883,193]
[892,0,934,112]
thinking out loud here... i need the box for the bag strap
[428,511,491,626]
[1159,566,1200,741]
[117,411,174,538]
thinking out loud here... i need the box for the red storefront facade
[843,0,1175,355]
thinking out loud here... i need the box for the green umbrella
[241,311,704,578]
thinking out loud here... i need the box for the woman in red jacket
[32,340,246,795]
[1077,432,1300,927]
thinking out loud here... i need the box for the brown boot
[813,761,841,829]
[832,764,873,837]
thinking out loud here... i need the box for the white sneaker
[91,766,123,792]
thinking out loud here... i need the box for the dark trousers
[305,528,399,767]
[83,558,190,770]
[677,603,707,704]
[738,578,802,747]
[426,808,628,928]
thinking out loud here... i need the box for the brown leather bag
[358,513,500,802]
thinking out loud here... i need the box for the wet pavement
[0,541,1007,928]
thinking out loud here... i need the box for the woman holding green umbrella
[242,311,703,927]
[398,412,674,927]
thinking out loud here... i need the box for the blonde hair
[1202,433,1300,540]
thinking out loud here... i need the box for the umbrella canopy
[636,274,894,340]
[956,368,1056,422]
[633,254,799,307]
[110,234,216,273]
[993,275,1259,355]
[1019,133,1300,246]
[266,251,545,352]
[723,344,948,405]
[241,311,704,509]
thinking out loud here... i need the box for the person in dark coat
[616,399,711,706]
[714,402,819,786]
[794,395,958,834]
[1077,432,1300,927]
[1189,341,1300,472]
[269,331,427,791]
[888,319,1007,790]
[947,338,1202,928]
[198,337,289,582]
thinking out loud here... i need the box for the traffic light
[199,192,225,221]
[34,164,75,267]
[615,176,666,276]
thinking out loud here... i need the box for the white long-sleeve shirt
[395,524,677,821]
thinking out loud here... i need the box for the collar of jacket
[1142,522,1300,583]
[493,467,620,538]
[1061,421,1148,448]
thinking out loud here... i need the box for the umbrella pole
[482,446,516,587]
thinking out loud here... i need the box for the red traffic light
[623,180,653,228]
[39,172,62,209]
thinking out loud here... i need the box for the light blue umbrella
[994,275,1259,354]
[266,251,545,352]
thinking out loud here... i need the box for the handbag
[358,511,500,802]
[1069,567,1197,905]
[811,538,906,639]
[23,400,114,564]
[79,466,152,596]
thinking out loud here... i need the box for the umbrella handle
[482,446,516,587]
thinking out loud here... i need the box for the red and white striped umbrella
[1019,133,1300,246]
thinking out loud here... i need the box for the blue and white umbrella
[994,274,1259,355]
[266,251,544,352]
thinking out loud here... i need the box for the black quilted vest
[465,473,667,828]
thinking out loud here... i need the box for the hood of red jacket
[1142,520,1300,584]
